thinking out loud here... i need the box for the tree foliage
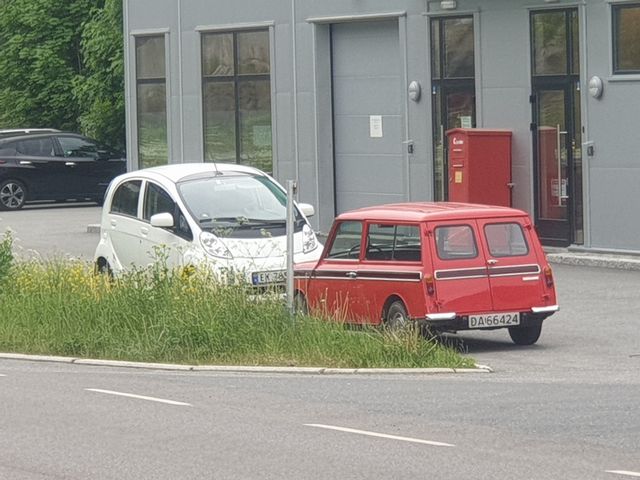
[0,0,125,149]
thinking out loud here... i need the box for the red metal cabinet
[446,128,512,207]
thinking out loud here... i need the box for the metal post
[285,180,296,317]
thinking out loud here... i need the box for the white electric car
[94,163,322,286]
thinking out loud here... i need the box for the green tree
[74,0,125,150]
[0,0,92,130]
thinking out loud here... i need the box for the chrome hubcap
[0,183,25,208]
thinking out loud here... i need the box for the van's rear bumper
[422,306,558,332]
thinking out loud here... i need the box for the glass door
[531,9,582,246]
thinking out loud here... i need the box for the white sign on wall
[369,115,383,138]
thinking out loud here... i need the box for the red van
[294,202,558,345]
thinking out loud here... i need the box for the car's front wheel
[508,324,542,345]
[0,179,27,211]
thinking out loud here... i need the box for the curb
[0,353,493,375]
[546,252,640,271]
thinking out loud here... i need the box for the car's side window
[14,137,55,157]
[366,224,421,262]
[484,222,529,257]
[57,136,99,159]
[110,180,142,217]
[434,224,478,260]
[326,221,363,260]
[143,182,193,241]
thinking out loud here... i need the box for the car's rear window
[484,222,529,257]
[435,224,478,260]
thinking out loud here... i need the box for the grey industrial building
[123,0,640,252]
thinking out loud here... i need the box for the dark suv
[0,132,126,210]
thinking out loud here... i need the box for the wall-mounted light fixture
[440,1,457,10]
[408,81,422,102]
[588,76,604,99]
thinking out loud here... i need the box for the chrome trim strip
[426,312,457,321]
[531,305,559,313]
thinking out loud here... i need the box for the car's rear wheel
[384,300,409,330]
[95,258,114,279]
[508,324,542,345]
[0,179,27,211]
[293,292,308,315]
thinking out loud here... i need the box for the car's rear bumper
[421,307,558,332]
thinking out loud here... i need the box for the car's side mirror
[150,212,174,228]
[298,203,315,218]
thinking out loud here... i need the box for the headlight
[302,224,318,254]
[199,231,233,259]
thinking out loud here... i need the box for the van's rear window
[484,223,529,257]
[435,225,478,260]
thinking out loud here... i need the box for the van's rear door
[429,220,492,315]
[476,217,545,312]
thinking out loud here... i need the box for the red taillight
[543,266,554,287]
[425,275,435,296]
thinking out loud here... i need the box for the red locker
[446,128,512,207]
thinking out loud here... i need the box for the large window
[613,4,640,74]
[135,35,168,168]
[430,16,476,201]
[201,30,272,173]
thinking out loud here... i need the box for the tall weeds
[0,257,473,369]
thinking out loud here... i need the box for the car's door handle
[110,220,117,228]
[65,162,76,167]
[140,227,149,235]
[346,271,357,279]
[487,259,498,265]
[19,161,32,165]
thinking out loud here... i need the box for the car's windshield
[178,174,304,236]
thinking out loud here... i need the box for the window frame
[434,224,479,261]
[109,180,143,218]
[483,222,530,258]
[430,15,477,201]
[134,33,169,169]
[325,220,364,261]
[365,222,422,263]
[200,28,273,172]
[612,2,640,75]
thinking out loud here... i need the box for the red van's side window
[326,221,363,259]
[435,225,478,260]
[484,222,529,257]
[366,224,421,262]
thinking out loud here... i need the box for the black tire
[293,292,308,315]
[384,300,409,330]
[0,179,27,211]
[508,324,542,345]
[95,258,114,279]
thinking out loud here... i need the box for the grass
[0,233,474,369]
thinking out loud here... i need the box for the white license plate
[252,270,286,286]
[468,312,520,329]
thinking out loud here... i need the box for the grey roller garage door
[331,20,405,214]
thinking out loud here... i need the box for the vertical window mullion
[233,32,242,165]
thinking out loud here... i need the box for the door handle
[346,271,357,279]
[65,162,76,167]
[19,161,32,165]
[487,259,498,265]
[110,220,117,227]
[556,124,568,207]
[140,227,149,235]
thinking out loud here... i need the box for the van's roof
[336,202,529,222]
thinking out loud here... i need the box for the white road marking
[86,388,192,406]
[304,424,455,447]
[606,471,640,478]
